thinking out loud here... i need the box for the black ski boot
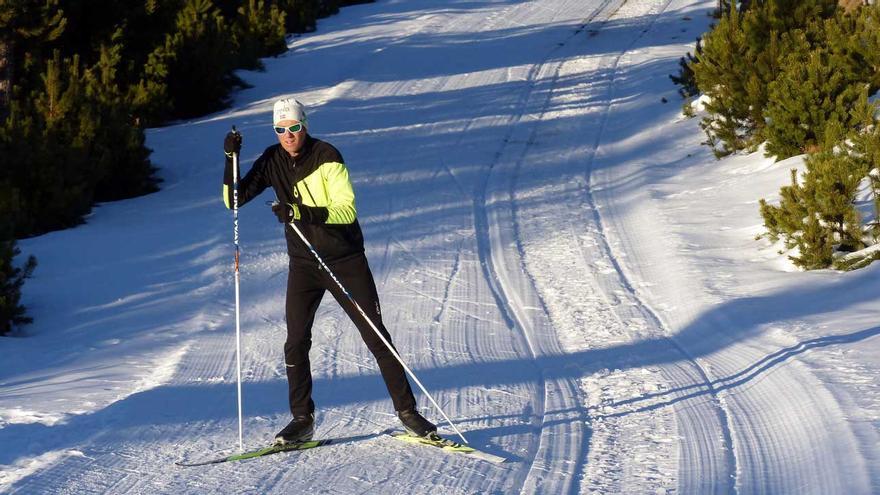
[397,409,437,437]
[274,413,315,445]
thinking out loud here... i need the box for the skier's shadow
[5,250,880,472]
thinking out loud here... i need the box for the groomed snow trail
[583,5,877,495]
[4,0,878,494]
[481,0,737,492]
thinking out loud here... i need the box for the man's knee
[284,336,312,360]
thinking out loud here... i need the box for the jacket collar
[296,134,315,160]
[276,134,315,166]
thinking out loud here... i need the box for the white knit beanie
[273,98,308,127]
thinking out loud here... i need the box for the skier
[222,98,436,445]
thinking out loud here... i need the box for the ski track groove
[575,0,873,492]
[554,0,738,491]
[303,3,549,492]
[433,245,463,326]
[9,1,842,493]
[483,0,747,491]
[367,1,586,491]
[469,1,641,492]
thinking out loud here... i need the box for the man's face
[275,119,307,156]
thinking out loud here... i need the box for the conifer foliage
[0,240,36,336]
[763,14,875,159]
[0,0,370,333]
[692,6,755,157]
[759,142,874,269]
[674,1,880,269]
[143,0,239,120]
[669,38,701,100]
[691,1,838,158]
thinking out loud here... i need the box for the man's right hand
[272,202,301,224]
[224,131,242,156]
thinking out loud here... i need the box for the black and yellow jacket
[223,135,365,263]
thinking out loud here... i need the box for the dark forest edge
[0,0,373,335]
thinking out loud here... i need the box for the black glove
[272,202,300,223]
[224,130,242,156]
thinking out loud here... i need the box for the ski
[175,439,332,467]
[177,431,505,466]
[387,430,506,464]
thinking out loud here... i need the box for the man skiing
[222,98,436,444]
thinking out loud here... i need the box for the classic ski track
[562,0,738,491]
[357,0,629,491]
[2,8,489,494]
[469,1,633,493]
[14,2,858,493]
[492,0,739,491]
[286,3,563,491]
[578,0,873,493]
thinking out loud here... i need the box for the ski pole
[284,214,469,444]
[231,126,245,452]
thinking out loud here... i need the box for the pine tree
[763,14,873,160]
[670,38,702,99]
[740,8,784,140]
[0,51,95,237]
[0,236,36,336]
[808,150,867,253]
[693,7,755,157]
[233,0,288,70]
[745,0,838,33]
[85,33,159,201]
[691,0,840,157]
[29,51,95,233]
[760,120,875,269]
[141,0,237,120]
[847,97,880,243]
[0,0,67,116]
[277,0,320,33]
[849,3,880,92]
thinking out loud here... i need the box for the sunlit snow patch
[0,450,86,489]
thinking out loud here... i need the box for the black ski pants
[284,253,416,416]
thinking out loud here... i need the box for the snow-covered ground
[3,0,879,493]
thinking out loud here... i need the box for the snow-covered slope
[3,0,878,493]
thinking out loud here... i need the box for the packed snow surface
[3,0,878,493]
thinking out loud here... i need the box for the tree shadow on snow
[587,326,880,419]
[3,275,878,470]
